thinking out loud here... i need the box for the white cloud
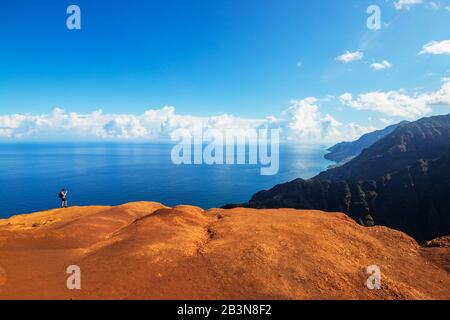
[280,98,341,142]
[336,51,364,63]
[339,93,353,103]
[380,118,394,125]
[0,101,374,144]
[442,77,450,82]
[419,40,450,55]
[340,82,450,118]
[370,60,393,71]
[5,84,449,142]
[276,98,374,143]
[0,106,263,141]
[399,1,450,11]
[394,0,423,10]
[425,1,440,9]
[424,81,450,105]
[340,91,429,118]
[426,1,450,10]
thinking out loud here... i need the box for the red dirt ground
[0,202,449,300]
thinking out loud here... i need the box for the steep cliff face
[240,153,450,243]
[227,114,450,243]
[245,179,375,227]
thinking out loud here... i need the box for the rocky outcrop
[0,202,449,300]
[424,236,450,248]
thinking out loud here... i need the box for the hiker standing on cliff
[59,189,68,208]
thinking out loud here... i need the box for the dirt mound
[424,236,450,248]
[0,203,448,300]
[421,236,450,274]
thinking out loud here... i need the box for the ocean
[0,142,333,218]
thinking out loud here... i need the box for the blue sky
[0,0,449,141]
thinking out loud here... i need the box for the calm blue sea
[0,143,333,218]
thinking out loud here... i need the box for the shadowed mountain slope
[226,114,450,243]
[318,114,450,182]
[325,121,407,165]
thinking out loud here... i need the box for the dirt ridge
[0,202,449,300]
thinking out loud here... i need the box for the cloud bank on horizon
[1,81,449,143]
[0,99,374,144]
